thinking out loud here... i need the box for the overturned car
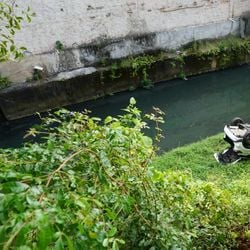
[214,117,250,164]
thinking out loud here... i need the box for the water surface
[1,65,250,151]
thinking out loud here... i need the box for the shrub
[0,2,34,61]
[0,99,247,249]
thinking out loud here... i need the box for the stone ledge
[1,43,250,121]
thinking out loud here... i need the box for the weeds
[0,74,10,89]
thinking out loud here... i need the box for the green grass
[185,36,250,56]
[152,134,250,206]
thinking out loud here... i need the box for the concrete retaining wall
[0,0,250,83]
[1,46,250,121]
[0,0,250,121]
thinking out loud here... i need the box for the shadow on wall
[0,108,7,123]
[240,12,250,37]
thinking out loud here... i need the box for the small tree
[0,0,34,62]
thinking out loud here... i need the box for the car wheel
[230,117,244,126]
[243,132,250,149]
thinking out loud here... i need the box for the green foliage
[186,36,250,61]
[152,133,250,245]
[0,74,11,89]
[166,36,250,79]
[0,101,248,249]
[245,230,250,239]
[0,1,34,61]
[119,54,166,88]
[32,69,43,81]
[55,40,64,51]
[124,55,155,88]
[174,55,186,79]
[105,36,250,86]
[152,133,250,184]
[110,63,121,79]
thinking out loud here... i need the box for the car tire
[230,117,244,126]
[243,132,250,149]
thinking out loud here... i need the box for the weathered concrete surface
[0,20,241,83]
[0,0,250,120]
[12,0,247,54]
[50,67,97,81]
[1,0,250,83]
[0,71,103,120]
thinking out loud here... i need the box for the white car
[214,117,250,164]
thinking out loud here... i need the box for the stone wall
[1,0,250,83]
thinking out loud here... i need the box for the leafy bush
[0,1,34,61]
[0,99,247,249]
[186,36,250,59]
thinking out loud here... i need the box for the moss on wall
[98,36,250,89]
[1,36,250,120]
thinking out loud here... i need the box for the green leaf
[105,116,113,124]
[0,226,7,245]
[16,246,32,250]
[0,182,29,194]
[116,239,125,245]
[112,240,119,250]
[10,28,15,35]
[37,224,53,249]
[108,227,117,237]
[26,15,31,23]
[62,233,74,250]
[103,238,109,247]
[129,97,136,105]
[10,44,15,52]
[14,225,30,247]
[55,236,64,250]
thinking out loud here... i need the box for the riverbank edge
[0,36,250,121]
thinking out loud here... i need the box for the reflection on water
[1,65,250,151]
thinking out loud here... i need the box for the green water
[1,65,250,150]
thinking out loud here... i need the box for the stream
[1,65,250,151]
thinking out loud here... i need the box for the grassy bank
[152,133,250,187]
[152,134,250,247]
